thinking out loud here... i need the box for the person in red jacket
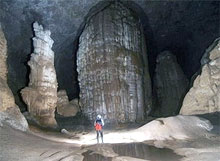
[94,114,104,143]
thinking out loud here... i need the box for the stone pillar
[180,38,220,115]
[21,22,58,128]
[153,51,189,117]
[77,2,152,123]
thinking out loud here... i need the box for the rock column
[77,2,152,123]
[21,22,58,127]
[153,51,189,116]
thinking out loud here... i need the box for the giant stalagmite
[21,22,58,127]
[153,51,189,117]
[0,25,28,131]
[77,2,152,123]
[180,38,220,115]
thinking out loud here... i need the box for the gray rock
[153,51,189,116]
[21,22,58,128]
[180,38,220,115]
[0,106,28,131]
[57,90,79,117]
[77,1,152,123]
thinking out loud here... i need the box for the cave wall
[77,2,152,123]
[0,0,219,112]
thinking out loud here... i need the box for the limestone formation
[21,22,58,127]
[57,90,79,117]
[77,2,152,123]
[0,25,16,112]
[0,25,28,131]
[180,38,220,115]
[153,51,189,117]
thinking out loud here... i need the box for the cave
[0,0,219,114]
[0,0,220,161]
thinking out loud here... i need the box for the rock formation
[0,25,15,112]
[21,22,58,128]
[180,38,220,115]
[153,51,189,117]
[77,2,152,123]
[57,90,79,117]
[0,25,28,131]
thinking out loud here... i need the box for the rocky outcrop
[21,22,58,128]
[153,51,189,117]
[0,25,15,112]
[57,90,79,117]
[77,2,152,123]
[0,25,28,131]
[180,38,220,115]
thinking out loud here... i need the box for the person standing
[94,114,104,143]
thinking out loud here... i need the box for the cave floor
[0,122,220,161]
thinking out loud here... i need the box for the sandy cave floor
[0,115,220,161]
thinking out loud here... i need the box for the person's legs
[100,130,103,143]
[96,130,99,143]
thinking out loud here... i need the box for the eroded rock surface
[0,25,15,112]
[57,90,79,117]
[153,51,189,117]
[180,38,220,115]
[77,2,152,123]
[21,22,58,128]
[0,25,28,131]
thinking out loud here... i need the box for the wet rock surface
[180,38,220,115]
[77,1,152,123]
[21,22,58,128]
[153,51,189,116]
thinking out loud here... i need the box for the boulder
[21,22,58,128]
[153,51,189,116]
[0,107,29,131]
[77,1,152,123]
[57,90,79,117]
[180,38,220,115]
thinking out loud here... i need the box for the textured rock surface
[77,2,152,123]
[21,22,58,127]
[180,38,220,115]
[0,1,219,112]
[0,26,15,112]
[0,107,28,131]
[153,51,189,117]
[0,26,28,131]
[57,90,79,117]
